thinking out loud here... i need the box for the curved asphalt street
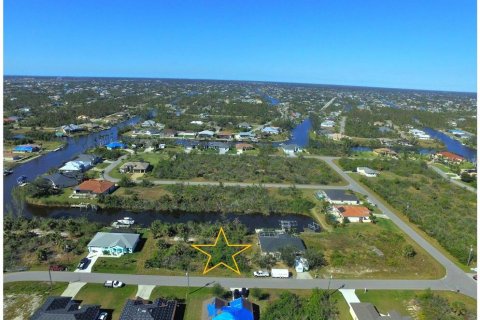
[18,154,475,299]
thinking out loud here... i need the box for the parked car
[253,270,270,277]
[77,258,91,270]
[104,280,124,288]
[49,265,67,271]
[473,274,477,281]
[97,312,108,320]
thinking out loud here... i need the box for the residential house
[235,131,256,140]
[281,144,302,156]
[320,120,336,128]
[74,154,101,169]
[87,232,140,255]
[62,124,85,134]
[119,298,178,320]
[191,120,204,125]
[235,143,254,153]
[120,161,151,173]
[73,179,116,197]
[161,129,177,138]
[204,297,256,320]
[258,231,306,258]
[183,140,201,152]
[4,151,24,161]
[141,120,156,127]
[373,148,397,157]
[206,142,230,154]
[238,122,252,130]
[409,129,430,140]
[198,130,215,139]
[30,296,101,320]
[317,189,360,205]
[59,161,86,172]
[105,141,126,150]
[13,144,41,153]
[177,130,197,138]
[357,167,379,177]
[216,131,234,140]
[349,302,411,320]
[42,172,83,189]
[261,126,280,135]
[436,151,465,163]
[334,205,371,223]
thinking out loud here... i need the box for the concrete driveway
[75,253,100,273]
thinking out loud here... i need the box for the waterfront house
[13,144,41,153]
[318,189,360,205]
[235,131,256,140]
[320,120,336,128]
[59,160,86,172]
[3,151,23,161]
[74,154,101,169]
[42,172,82,189]
[141,120,156,127]
[235,143,254,152]
[119,298,178,320]
[356,167,379,177]
[373,148,397,157]
[334,205,371,223]
[62,124,84,134]
[161,129,177,138]
[216,131,234,140]
[105,141,126,150]
[238,122,252,130]
[206,142,230,154]
[30,296,101,320]
[73,179,116,197]
[87,232,140,256]
[120,161,151,173]
[261,126,280,135]
[281,144,302,156]
[435,151,465,163]
[177,130,197,138]
[258,231,306,258]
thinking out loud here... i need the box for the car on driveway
[97,312,108,320]
[77,258,91,270]
[104,280,124,288]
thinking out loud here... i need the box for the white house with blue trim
[87,232,140,256]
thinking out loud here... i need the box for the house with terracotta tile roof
[73,179,116,197]
[334,205,371,223]
[435,151,465,163]
[235,143,254,153]
[216,131,234,140]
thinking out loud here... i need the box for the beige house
[120,161,151,173]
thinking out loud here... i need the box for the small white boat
[117,217,135,225]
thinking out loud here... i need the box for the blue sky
[4,0,477,92]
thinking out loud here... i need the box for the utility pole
[467,245,474,266]
[327,274,332,291]
[48,267,53,288]
[185,269,190,302]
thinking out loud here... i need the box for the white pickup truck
[253,270,270,277]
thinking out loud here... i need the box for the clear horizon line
[4,73,477,94]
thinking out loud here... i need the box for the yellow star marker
[191,227,252,275]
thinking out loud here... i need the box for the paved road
[320,97,337,111]
[428,164,476,193]
[315,156,477,299]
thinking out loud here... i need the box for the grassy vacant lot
[356,290,476,318]
[4,281,68,320]
[150,286,352,320]
[152,153,345,185]
[300,219,445,279]
[75,284,137,320]
[338,158,476,268]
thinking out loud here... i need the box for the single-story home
[198,130,215,139]
[206,142,230,154]
[317,189,360,205]
[141,120,156,127]
[120,161,151,173]
[435,151,465,163]
[87,232,140,256]
[216,131,234,140]
[235,131,256,140]
[320,120,335,128]
[74,179,116,197]
[334,205,371,223]
[177,131,197,138]
[62,124,85,134]
[161,129,177,138]
[373,148,397,157]
[235,143,254,152]
[13,144,41,153]
[183,140,201,151]
[119,298,178,320]
[31,297,101,320]
[258,232,306,258]
[238,122,252,130]
[74,154,101,169]
[281,144,302,156]
[59,160,86,172]
[42,172,82,189]
[261,126,280,135]
[357,167,379,177]
[106,141,126,150]
[349,302,411,320]
[205,297,255,320]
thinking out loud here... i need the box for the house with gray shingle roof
[119,298,178,320]
[30,296,100,320]
[87,232,140,256]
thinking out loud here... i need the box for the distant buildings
[13,144,41,153]
[261,126,281,135]
[435,151,465,163]
[408,129,430,140]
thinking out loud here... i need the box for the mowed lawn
[300,219,445,279]
[75,284,137,320]
[356,290,477,318]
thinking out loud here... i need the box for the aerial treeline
[339,158,476,264]
[261,290,339,320]
[153,154,343,185]
[344,109,400,138]
[307,135,354,156]
[3,216,102,271]
[415,289,476,320]
[98,184,315,215]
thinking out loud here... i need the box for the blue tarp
[212,298,254,320]
[106,141,126,149]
